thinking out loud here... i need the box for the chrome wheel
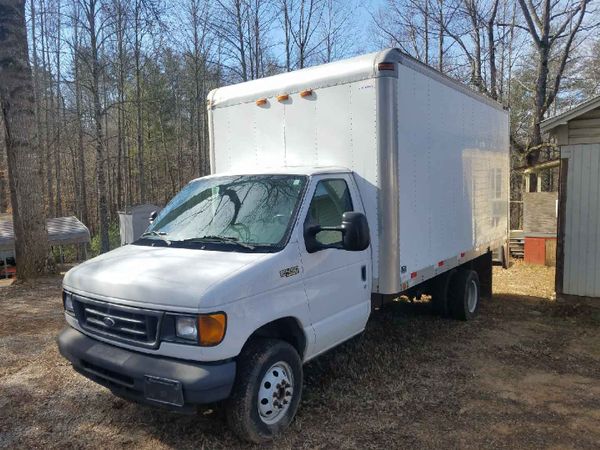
[257,361,294,424]
[467,279,478,313]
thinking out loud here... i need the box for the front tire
[448,269,480,321]
[226,338,303,443]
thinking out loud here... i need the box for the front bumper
[58,327,236,412]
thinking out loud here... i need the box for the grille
[73,295,163,348]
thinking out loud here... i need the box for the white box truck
[58,49,509,443]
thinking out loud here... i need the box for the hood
[63,244,269,311]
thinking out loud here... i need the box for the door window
[305,179,353,246]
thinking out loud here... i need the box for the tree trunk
[438,0,443,72]
[86,0,109,253]
[135,0,145,203]
[54,0,62,216]
[39,0,54,217]
[487,0,499,100]
[73,9,88,226]
[235,0,248,81]
[0,115,7,213]
[0,0,49,279]
[115,0,124,211]
[531,44,550,153]
[283,0,291,71]
[424,0,429,65]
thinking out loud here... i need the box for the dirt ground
[0,262,599,449]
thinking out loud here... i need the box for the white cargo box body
[207,49,509,295]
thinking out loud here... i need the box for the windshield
[135,174,308,252]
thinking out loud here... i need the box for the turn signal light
[198,313,227,346]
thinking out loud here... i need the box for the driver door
[298,174,371,357]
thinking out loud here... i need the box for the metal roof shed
[118,204,161,245]
[541,95,600,301]
[0,216,90,252]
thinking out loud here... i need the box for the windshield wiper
[140,230,171,245]
[177,235,255,250]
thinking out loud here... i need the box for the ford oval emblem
[103,317,116,328]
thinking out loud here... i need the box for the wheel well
[245,317,307,358]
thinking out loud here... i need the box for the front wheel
[226,338,303,443]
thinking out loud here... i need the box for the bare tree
[371,0,448,72]
[0,113,7,213]
[319,0,354,63]
[112,0,128,210]
[213,0,274,81]
[71,0,88,226]
[517,0,593,160]
[182,0,212,175]
[77,0,110,252]
[0,0,50,278]
[54,0,63,216]
[134,0,145,203]
[282,0,325,69]
[213,0,250,81]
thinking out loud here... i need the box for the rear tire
[430,269,456,317]
[448,269,480,321]
[226,338,303,443]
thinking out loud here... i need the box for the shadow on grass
[6,291,593,449]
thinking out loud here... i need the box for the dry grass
[1,263,599,449]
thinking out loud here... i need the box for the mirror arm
[318,226,343,233]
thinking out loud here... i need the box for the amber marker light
[300,89,313,97]
[276,93,289,102]
[256,98,267,106]
[198,313,227,346]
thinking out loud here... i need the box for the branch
[549,0,587,46]
[497,22,531,33]
[527,0,543,29]
[517,0,541,47]
[544,0,589,113]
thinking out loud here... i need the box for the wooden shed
[541,95,600,300]
[515,159,560,266]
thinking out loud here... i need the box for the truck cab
[59,167,371,442]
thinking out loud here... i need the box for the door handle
[361,265,367,281]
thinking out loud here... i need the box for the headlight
[175,316,198,341]
[63,291,75,315]
[171,313,227,345]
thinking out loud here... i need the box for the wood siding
[561,144,600,297]
[567,107,600,145]
[523,192,558,234]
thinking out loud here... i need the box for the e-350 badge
[279,266,300,278]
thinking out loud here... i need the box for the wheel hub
[467,279,478,313]
[257,362,294,424]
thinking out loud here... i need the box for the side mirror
[149,210,158,224]
[341,212,370,251]
[304,211,370,253]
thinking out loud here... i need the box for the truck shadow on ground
[76,297,503,447]
[108,293,600,448]
[3,288,600,449]
[85,299,465,448]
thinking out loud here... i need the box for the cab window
[305,179,353,246]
